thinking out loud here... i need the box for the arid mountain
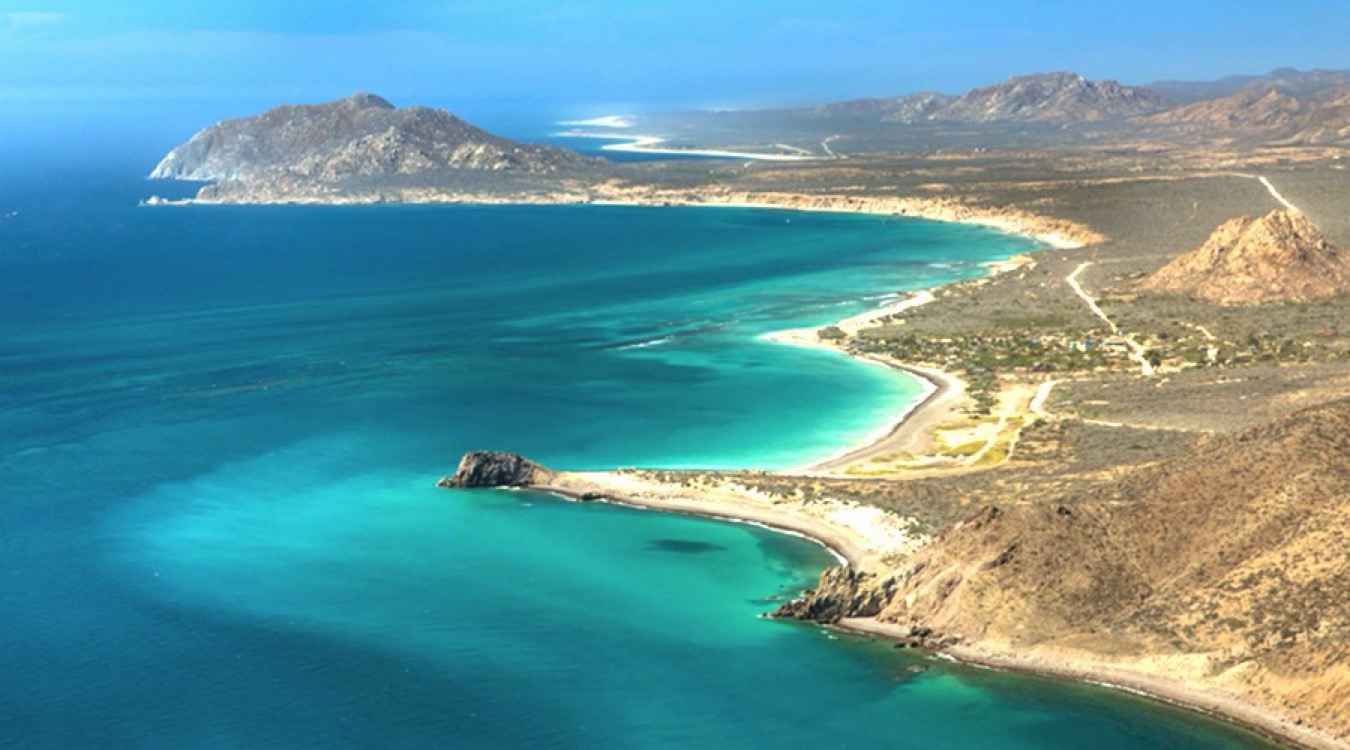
[810,91,955,121]
[660,68,1350,152]
[932,71,1167,122]
[874,92,956,122]
[1150,67,1350,104]
[1280,85,1350,145]
[1143,83,1350,145]
[1145,86,1311,131]
[1141,209,1348,305]
[150,93,598,184]
[782,399,1350,742]
[807,72,1165,124]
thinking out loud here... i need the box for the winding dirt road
[1065,262,1155,377]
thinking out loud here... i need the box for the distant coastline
[555,129,814,161]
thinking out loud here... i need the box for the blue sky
[1,0,1347,144]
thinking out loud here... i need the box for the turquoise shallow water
[0,170,1274,748]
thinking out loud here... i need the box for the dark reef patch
[648,539,728,554]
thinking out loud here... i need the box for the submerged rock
[437,451,555,489]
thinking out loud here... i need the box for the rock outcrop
[1141,209,1347,305]
[773,566,893,622]
[437,451,555,489]
[1145,86,1310,131]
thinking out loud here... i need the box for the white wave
[558,115,635,128]
[616,336,673,350]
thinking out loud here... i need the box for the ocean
[0,165,1275,748]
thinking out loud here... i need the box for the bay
[0,171,1273,748]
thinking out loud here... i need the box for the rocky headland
[149,93,604,202]
[775,398,1348,747]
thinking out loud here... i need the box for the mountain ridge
[810,71,1166,123]
[768,67,1350,147]
[1148,67,1350,104]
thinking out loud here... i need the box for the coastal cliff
[776,399,1350,744]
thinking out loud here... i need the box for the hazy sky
[2,1,1347,129]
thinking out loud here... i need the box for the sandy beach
[535,470,927,571]
[553,129,813,161]
[802,358,965,472]
[759,254,1041,475]
[184,181,1105,258]
[504,224,1017,570]
[600,135,815,161]
[503,214,1050,568]
[758,287,954,473]
[575,187,1102,251]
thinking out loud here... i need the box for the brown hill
[1144,83,1350,145]
[1140,209,1348,305]
[1281,86,1350,145]
[1146,86,1311,131]
[782,398,1350,742]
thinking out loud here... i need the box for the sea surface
[0,166,1275,748]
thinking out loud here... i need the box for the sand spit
[535,470,928,572]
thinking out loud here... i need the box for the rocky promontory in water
[437,451,556,489]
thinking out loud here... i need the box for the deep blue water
[0,168,1275,748]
